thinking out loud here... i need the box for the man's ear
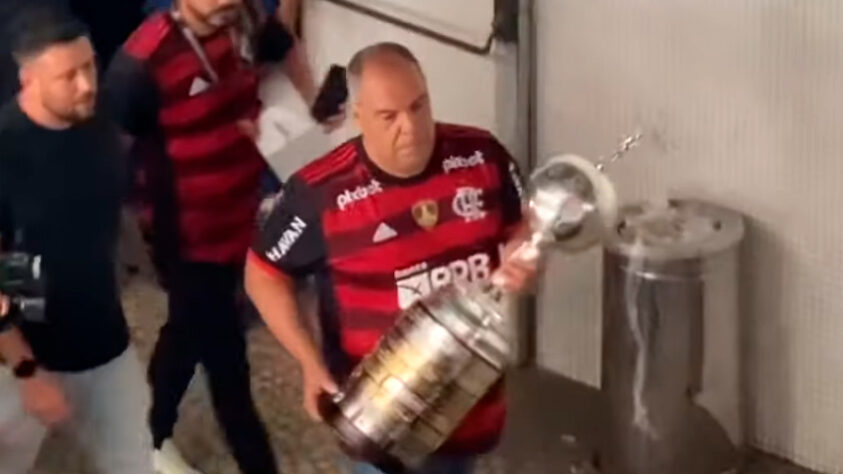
[352,101,362,129]
[18,62,33,89]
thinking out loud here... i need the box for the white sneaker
[153,439,204,474]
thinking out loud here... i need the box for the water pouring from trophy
[318,132,642,473]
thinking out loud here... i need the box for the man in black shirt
[0,8,153,473]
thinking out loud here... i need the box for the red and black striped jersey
[105,11,294,264]
[249,123,525,454]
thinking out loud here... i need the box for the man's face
[353,57,436,177]
[185,0,243,28]
[20,36,97,123]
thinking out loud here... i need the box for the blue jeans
[352,456,475,474]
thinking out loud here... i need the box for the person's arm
[255,17,318,105]
[245,253,336,422]
[0,192,30,366]
[277,0,301,35]
[0,310,72,427]
[490,140,539,293]
[244,177,335,420]
[0,324,34,367]
[102,47,160,143]
[282,43,318,105]
[246,259,322,370]
[0,205,69,427]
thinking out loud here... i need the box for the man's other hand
[301,361,338,422]
[20,371,71,427]
[493,232,540,294]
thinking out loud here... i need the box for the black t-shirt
[0,101,129,372]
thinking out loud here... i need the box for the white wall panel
[535,1,843,472]
[338,0,496,49]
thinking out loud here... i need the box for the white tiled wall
[533,1,843,472]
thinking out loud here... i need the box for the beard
[45,95,96,124]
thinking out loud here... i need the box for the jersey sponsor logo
[411,199,439,230]
[508,161,525,199]
[336,179,383,211]
[372,222,398,243]
[265,216,307,262]
[188,76,211,96]
[395,252,491,309]
[452,187,486,222]
[442,150,485,173]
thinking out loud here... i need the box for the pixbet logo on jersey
[336,179,383,211]
[394,252,491,309]
[442,150,485,173]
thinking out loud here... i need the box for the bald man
[245,42,536,474]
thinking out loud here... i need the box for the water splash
[623,204,667,441]
[595,130,644,172]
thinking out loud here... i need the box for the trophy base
[318,393,408,474]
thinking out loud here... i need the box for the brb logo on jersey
[336,179,383,211]
[442,150,484,173]
[394,252,491,309]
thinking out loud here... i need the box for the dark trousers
[148,261,278,474]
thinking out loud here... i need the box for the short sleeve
[251,176,326,278]
[491,140,525,229]
[103,49,160,136]
[254,17,295,64]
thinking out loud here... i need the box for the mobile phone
[310,65,349,123]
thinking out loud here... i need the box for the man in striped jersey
[103,0,324,472]
[246,42,537,474]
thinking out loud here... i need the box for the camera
[0,252,46,333]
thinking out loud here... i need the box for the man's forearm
[0,327,34,366]
[283,42,318,106]
[245,260,324,370]
[277,0,301,34]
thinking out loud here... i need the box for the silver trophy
[319,137,638,473]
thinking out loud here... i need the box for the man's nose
[77,73,95,96]
[398,112,418,138]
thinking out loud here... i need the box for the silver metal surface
[332,282,510,468]
[600,199,745,474]
[514,154,618,257]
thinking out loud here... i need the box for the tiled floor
[30,223,821,474]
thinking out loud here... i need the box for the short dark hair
[9,6,90,64]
